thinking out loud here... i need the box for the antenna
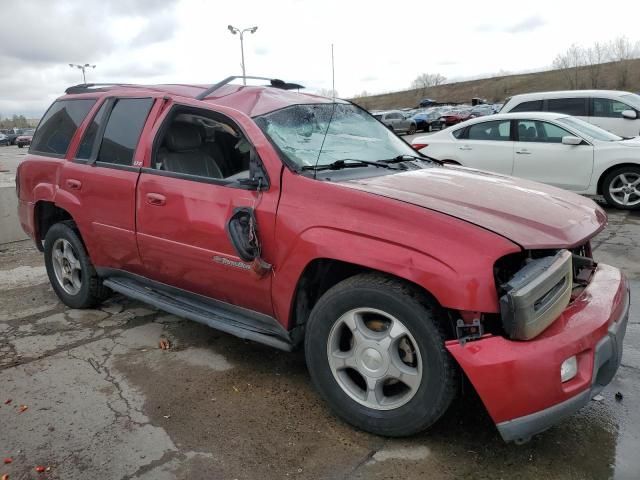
[331,44,335,101]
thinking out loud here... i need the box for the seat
[159,122,223,178]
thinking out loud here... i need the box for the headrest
[165,122,202,151]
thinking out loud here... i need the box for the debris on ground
[615,392,623,402]
[35,466,46,473]
[18,405,28,413]
[4,399,11,405]
[159,338,171,350]
[593,394,604,402]
[2,459,10,464]
[2,473,9,480]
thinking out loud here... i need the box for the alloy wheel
[326,308,422,410]
[609,172,640,207]
[51,238,83,295]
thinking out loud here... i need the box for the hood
[338,166,606,249]
[619,138,640,147]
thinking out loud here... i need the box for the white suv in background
[500,90,640,138]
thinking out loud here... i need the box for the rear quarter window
[509,100,543,112]
[547,98,588,116]
[30,99,96,157]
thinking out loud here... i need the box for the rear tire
[44,221,111,309]
[602,166,640,210]
[18,144,23,148]
[304,274,457,437]
[408,124,417,135]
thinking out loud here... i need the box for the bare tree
[411,73,447,95]
[609,36,640,89]
[584,42,608,88]
[552,43,585,89]
[317,88,339,98]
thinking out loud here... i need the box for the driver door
[512,119,594,191]
[135,104,278,316]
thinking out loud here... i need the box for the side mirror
[562,135,583,145]
[622,110,637,120]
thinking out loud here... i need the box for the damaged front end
[494,244,596,341]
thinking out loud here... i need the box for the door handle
[515,149,531,155]
[146,193,166,206]
[66,179,82,190]
[458,145,472,151]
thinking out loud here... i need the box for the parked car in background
[16,129,35,148]
[4,129,23,145]
[500,90,640,138]
[412,112,640,209]
[411,111,443,132]
[16,79,629,444]
[470,105,494,117]
[373,110,417,134]
[492,103,503,113]
[0,133,9,146]
[439,109,473,128]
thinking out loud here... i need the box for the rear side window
[547,98,587,116]
[97,98,154,166]
[76,101,109,159]
[509,100,543,112]
[467,120,511,141]
[30,99,96,156]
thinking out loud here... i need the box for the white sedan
[411,112,640,210]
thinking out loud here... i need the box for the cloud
[131,12,178,45]
[101,60,174,80]
[476,15,546,34]
[360,75,378,82]
[254,46,270,56]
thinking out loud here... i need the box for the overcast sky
[1,0,638,118]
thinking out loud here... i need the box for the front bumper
[446,264,630,443]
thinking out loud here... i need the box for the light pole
[68,63,96,84]
[227,25,258,85]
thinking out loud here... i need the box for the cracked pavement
[1,205,639,479]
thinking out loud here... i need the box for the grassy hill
[350,59,640,111]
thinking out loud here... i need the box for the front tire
[44,222,111,308]
[602,166,640,210]
[304,274,457,437]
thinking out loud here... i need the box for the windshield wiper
[300,159,399,171]
[379,154,443,165]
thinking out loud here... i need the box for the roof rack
[65,83,146,94]
[195,76,305,100]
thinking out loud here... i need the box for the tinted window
[517,120,572,143]
[592,98,633,118]
[30,99,96,156]
[76,101,109,159]
[547,98,587,116]
[97,98,153,165]
[510,100,543,112]
[467,120,511,141]
[452,127,465,139]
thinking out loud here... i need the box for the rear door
[512,119,593,191]
[546,97,589,123]
[453,119,514,175]
[60,96,157,273]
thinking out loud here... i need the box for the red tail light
[412,143,428,150]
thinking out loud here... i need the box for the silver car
[373,110,417,135]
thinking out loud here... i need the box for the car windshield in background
[620,93,640,111]
[556,116,623,142]
[255,103,417,169]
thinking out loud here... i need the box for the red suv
[17,77,630,443]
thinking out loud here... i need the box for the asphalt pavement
[1,145,639,479]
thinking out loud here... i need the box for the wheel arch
[33,200,74,247]
[596,162,640,195]
[287,257,455,345]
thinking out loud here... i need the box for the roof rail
[65,83,142,94]
[195,76,305,100]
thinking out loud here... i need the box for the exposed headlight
[498,250,573,340]
[561,356,578,382]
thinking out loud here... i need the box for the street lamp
[227,25,258,85]
[68,63,96,84]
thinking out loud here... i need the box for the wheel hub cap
[361,347,384,372]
